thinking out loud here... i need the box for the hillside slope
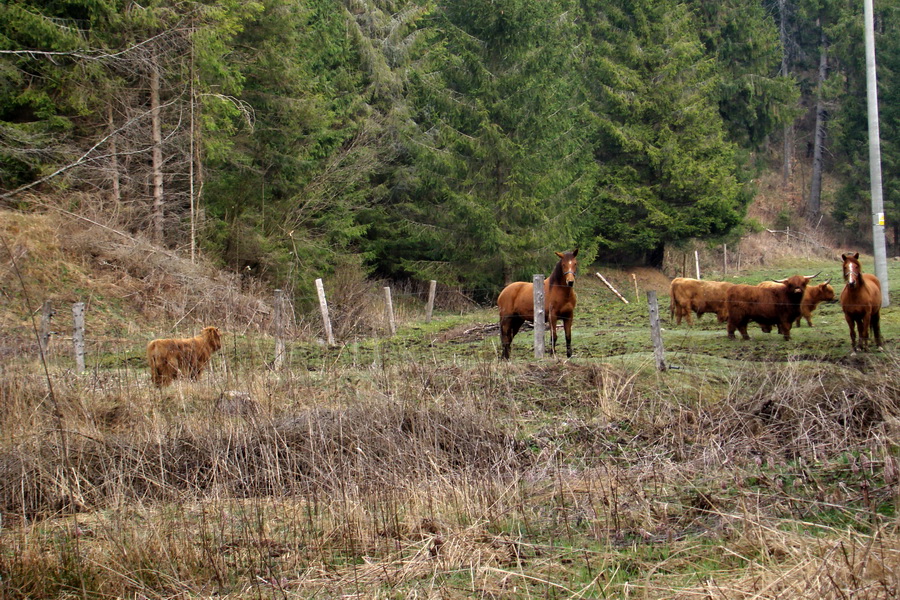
[1,209,270,362]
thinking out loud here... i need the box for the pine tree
[580,0,746,265]
[365,0,594,290]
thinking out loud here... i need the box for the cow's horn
[773,278,787,284]
[823,277,831,285]
[804,271,821,279]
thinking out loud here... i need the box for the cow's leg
[727,319,737,339]
[780,320,792,341]
[738,319,750,340]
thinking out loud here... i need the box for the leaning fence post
[595,272,629,304]
[315,278,335,346]
[425,280,437,323]
[39,300,54,356]
[72,302,85,372]
[647,291,667,372]
[532,274,545,359]
[384,286,396,336]
[273,289,286,369]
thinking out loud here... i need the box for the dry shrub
[322,256,386,340]
[0,394,525,519]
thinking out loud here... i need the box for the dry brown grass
[1,353,899,598]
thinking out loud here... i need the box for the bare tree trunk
[778,0,792,190]
[150,60,164,245]
[808,23,827,221]
[107,104,121,212]
[189,44,196,263]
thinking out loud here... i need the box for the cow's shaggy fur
[147,326,222,387]
[726,275,811,341]
[669,278,734,325]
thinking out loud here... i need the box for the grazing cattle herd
[668,253,885,353]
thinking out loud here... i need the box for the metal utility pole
[864,0,890,306]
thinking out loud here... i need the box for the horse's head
[841,253,861,288]
[555,249,579,287]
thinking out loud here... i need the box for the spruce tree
[580,0,746,265]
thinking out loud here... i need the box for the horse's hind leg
[500,315,523,360]
[872,311,883,350]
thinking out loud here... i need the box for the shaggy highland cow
[147,326,222,387]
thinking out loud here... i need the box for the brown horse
[839,252,883,354]
[498,250,578,359]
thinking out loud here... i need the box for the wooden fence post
[425,280,437,323]
[384,287,396,336]
[647,291,667,371]
[72,302,85,372]
[532,274,545,359]
[315,278,335,346]
[631,273,639,302]
[694,251,701,279]
[39,300,54,356]
[273,289,286,369]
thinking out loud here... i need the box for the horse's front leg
[859,314,871,351]
[563,315,573,358]
[845,313,859,353]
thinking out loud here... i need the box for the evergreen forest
[1,0,898,298]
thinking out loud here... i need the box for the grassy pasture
[2,221,900,598]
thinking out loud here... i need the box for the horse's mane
[548,256,566,285]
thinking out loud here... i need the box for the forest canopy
[1,0,897,296]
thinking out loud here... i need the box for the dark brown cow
[758,279,835,327]
[726,275,812,341]
[839,252,883,354]
[669,278,734,325]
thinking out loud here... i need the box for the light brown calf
[147,326,222,387]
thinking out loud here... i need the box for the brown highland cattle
[839,252,883,354]
[726,275,812,341]
[147,326,223,387]
[758,279,835,327]
[669,278,734,325]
